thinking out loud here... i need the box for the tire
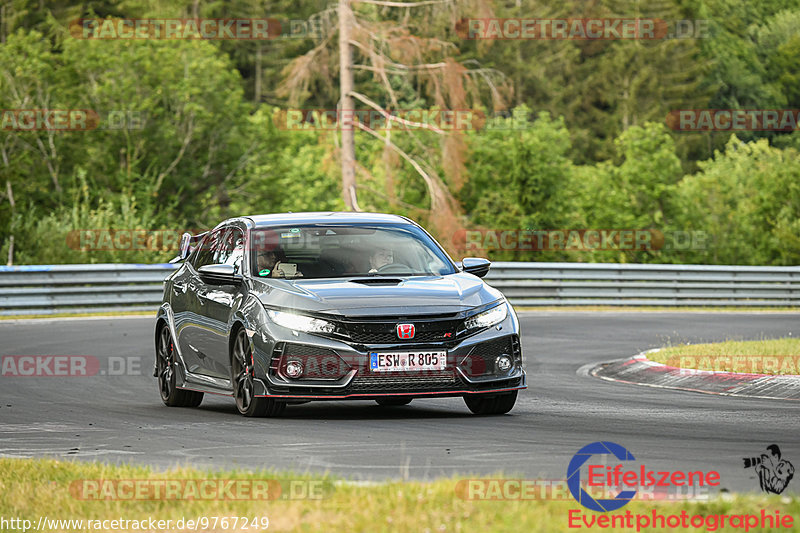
[375,397,412,407]
[463,391,518,415]
[156,324,204,408]
[231,329,286,417]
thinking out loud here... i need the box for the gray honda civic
[154,212,525,416]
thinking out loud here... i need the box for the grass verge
[0,458,798,532]
[648,338,800,375]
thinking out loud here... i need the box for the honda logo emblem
[396,323,415,339]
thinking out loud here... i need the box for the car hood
[251,273,503,316]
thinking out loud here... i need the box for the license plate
[369,351,447,372]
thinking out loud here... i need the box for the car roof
[241,212,414,228]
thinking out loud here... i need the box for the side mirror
[198,264,242,285]
[460,257,491,278]
[170,231,208,263]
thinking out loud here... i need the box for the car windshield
[249,223,456,279]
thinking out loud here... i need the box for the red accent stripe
[254,385,525,400]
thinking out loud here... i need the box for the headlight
[464,303,508,330]
[267,310,336,334]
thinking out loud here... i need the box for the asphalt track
[1,312,798,492]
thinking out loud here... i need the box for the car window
[218,228,245,274]
[192,229,222,269]
[249,223,455,279]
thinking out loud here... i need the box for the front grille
[349,373,458,392]
[342,318,463,344]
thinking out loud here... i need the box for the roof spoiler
[169,231,208,263]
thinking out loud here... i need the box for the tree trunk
[338,0,359,211]
[255,42,262,104]
[6,180,14,266]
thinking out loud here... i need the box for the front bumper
[251,324,526,400]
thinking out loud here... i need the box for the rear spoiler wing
[169,231,208,263]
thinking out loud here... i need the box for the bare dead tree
[338,0,359,211]
[278,0,509,240]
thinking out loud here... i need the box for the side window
[192,230,222,269]
[218,228,245,274]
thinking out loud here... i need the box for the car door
[168,254,196,367]
[194,226,246,378]
[176,228,225,377]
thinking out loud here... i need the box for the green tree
[673,137,800,265]
[575,122,683,263]
[459,109,576,261]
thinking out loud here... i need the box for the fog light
[285,360,303,378]
[495,355,513,372]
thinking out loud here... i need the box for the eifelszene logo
[743,444,795,494]
[567,442,638,512]
[567,441,721,512]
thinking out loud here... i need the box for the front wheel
[156,324,203,407]
[231,329,285,417]
[463,391,517,415]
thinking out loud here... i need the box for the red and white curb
[579,349,800,401]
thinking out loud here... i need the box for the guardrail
[0,262,798,315]
[486,262,800,307]
[0,264,175,315]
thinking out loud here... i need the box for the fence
[487,262,800,307]
[0,264,173,315]
[1,262,798,315]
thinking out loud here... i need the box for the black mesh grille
[283,343,338,357]
[473,337,515,359]
[349,373,458,392]
[343,319,462,344]
[459,336,516,377]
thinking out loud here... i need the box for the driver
[257,250,280,276]
[257,250,301,278]
[368,247,393,273]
